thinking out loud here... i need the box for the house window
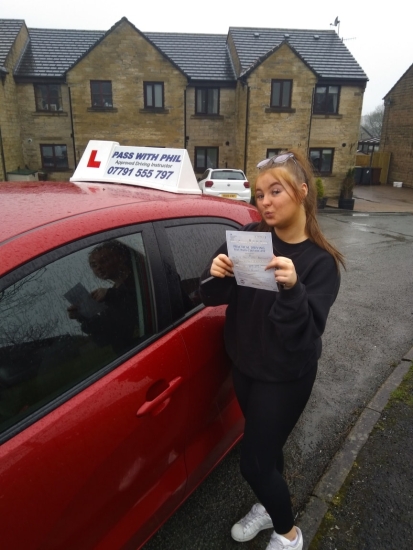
[34,84,63,111]
[195,147,218,172]
[313,85,340,114]
[309,148,334,175]
[271,80,292,108]
[144,82,164,109]
[359,143,380,154]
[40,144,69,170]
[195,88,219,115]
[266,148,282,158]
[90,81,113,108]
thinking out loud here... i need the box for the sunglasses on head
[256,152,298,170]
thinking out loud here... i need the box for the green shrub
[315,178,325,198]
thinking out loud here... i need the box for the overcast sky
[3,0,411,115]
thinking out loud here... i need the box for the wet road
[143,212,413,550]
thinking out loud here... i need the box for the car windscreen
[210,170,245,180]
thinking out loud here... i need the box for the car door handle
[136,376,183,417]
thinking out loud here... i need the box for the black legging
[232,364,317,535]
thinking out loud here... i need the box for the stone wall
[2,20,365,193]
[226,33,241,77]
[310,86,364,195]
[244,43,364,196]
[244,44,317,188]
[0,24,28,180]
[186,86,237,172]
[233,82,248,173]
[18,83,73,181]
[67,20,187,166]
[381,64,413,188]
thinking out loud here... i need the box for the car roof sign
[71,140,201,195]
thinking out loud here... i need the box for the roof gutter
[0,125,7,180]
[68,86,77,169]
[244,85,250,174]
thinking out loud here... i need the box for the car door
[154,217,245,491]
[0,224,191,550]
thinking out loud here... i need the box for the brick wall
[381,64,413,188]
[0,24,28,180]
[67,20,187,165]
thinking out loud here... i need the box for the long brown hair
[255,148,345,270]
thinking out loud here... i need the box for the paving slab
[325,184,413,213]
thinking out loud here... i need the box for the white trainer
[266,527,303,550]
[231,503,273,542]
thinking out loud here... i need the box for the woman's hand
[265,255,297,289]
[210,254,235,278]
[91,287,108,301]
[67,305,80,319]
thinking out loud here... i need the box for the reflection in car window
[0,234,154,437]
[165,223,236,310]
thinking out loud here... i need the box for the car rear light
[244,181,250,188]
[205,180,214,188]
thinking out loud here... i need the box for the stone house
[0,20,29,181]
[380,62,413,188]
[0,17,367,196]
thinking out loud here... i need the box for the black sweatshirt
[199,223,341,382]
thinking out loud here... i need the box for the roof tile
[0,19,367,83]
[229,27,367,80]
[14,27,104,78]
[0,19,25,68]
[145,32,236,81]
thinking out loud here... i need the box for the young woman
[199,150,344,550]
[68,240,138,354]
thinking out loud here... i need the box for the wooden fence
[355,152,391,184]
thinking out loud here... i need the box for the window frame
[313,85,340,114]
[270,79,292,109]
[266,148,282,159]
[34,84,63,112]
[40,144,69,171]
[144,82,164,109]
[90,80,113,109]
[194,146,219,173]
[0,222,170,445]
[195,87,220,115]
[309,148,335,175]
[154,217,242,322]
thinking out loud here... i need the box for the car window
[164,222,237,311]
[0,234,154,439]
[210,170,245,180]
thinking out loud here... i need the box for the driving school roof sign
[70,140,201,195]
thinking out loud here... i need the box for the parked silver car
[198,169,251,203]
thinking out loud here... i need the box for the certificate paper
[226,231,279,292]
[64,283,107,319]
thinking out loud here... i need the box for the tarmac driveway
[143,211,413,550]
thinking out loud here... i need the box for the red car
[0,178,259,549]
